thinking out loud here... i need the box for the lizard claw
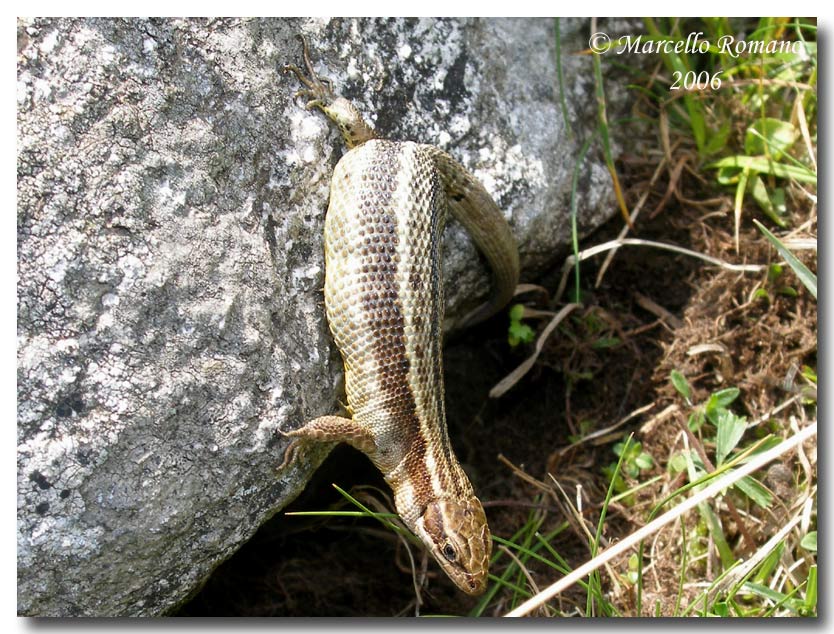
[283,34,334,103]
[276,422,304,472]
[282,33,375,148]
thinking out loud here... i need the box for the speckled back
[323,139,458,489]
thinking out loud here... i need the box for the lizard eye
[442,544,457,562]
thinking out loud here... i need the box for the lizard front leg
[278,415,378,472]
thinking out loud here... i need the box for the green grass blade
[643,18,706,153]
[592,434,632,616]
[592,39,631,226]
[331,483,421,546]
[569,135,596,303]
[674,517,687,616]
[285,510,398,518]
[804,565,817,615]
[709,155,817,184]
[487,573,534,598]
[492,535,569,576]
[554,18,573,141]
[754,220,817,299]
[469,512,550,616]
[742,581,804,614]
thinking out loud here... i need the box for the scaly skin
[282,35,519,595]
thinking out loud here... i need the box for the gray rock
[17,17,620,616]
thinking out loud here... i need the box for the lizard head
[413,496,492,595]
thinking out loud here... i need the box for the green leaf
[748,176,788,227]
[742,582,794,607]
[733,168,750,235]
[752,542,784,585]
[626,552,640,583]
[716,164,742,185]
[508,303,535,346]
[710,387,740,408]
[709,155,817,184]
[770,187,787,218]
[602,463,627,495]
[592,336,621,349]
[753,288,770,302]
[696,493,735,569]
[715,411,747,466]
[736,435,782,461]
[733,475,773,508]
[742,580,806,614]
[705,388,740,424]
[670,370,691,401]
[635,453,654,470]
[754,220,817,300]
[688,410,705,432]
[804,565,817,615]
[668,452,689,474]
[508,321,535,347]
[744,118,798,160]
[704,120,731,156]
[801,366,817,384]
[800,531,817,552]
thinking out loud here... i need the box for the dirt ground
[176,163,817,616]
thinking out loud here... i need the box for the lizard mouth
[460,570,488,595]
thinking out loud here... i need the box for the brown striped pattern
[324,140,477,521]
[322,140,494,593]
[286,42,519,594]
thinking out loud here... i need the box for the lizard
[281,35,519,595]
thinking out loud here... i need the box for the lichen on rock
[17,17,620,615]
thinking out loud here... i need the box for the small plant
[567,419,595,444]
[669,370,773,509]
[602,440,653,505]
[507,303,536,347]
[754,219,817,300]
[640,18,816,249]
[711,118,815,231]
[615,440,654,478]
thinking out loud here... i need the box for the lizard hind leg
[282,34,334,105]
[283,35,376,149]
